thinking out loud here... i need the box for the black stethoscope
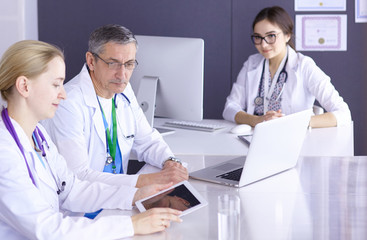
[254,56,289,108]
[1,108,66,195]
[114,92,130,107]
[87,63,135,139]
[113,92,136,139]
[112,92,136,140]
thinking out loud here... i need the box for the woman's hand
[255,110,283,125]
[131,208,182,235]
[261,110,283,122]
[235,110,283,127]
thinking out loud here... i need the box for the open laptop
[190,109,312,187]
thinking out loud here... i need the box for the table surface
[100,119,356,239]
[100,155,367,240]
[153,118,354,157]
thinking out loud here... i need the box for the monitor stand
[136,76,158,125]
[135,76,174,136]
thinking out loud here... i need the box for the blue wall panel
[38,0,232,120]
[38,0,367,155]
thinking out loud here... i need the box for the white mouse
[230,124,252,135]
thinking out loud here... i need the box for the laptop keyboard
[216,167,244,181]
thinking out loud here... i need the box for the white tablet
[135,180,207,216]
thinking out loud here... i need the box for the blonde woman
[0,40,181,239]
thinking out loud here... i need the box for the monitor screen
[130,35,204,121]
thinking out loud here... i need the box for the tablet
[135,180,207,216]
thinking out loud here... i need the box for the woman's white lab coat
[0,118,137,239]
[223,46,351,126]
[42,65,173,187]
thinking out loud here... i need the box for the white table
[153,118,354,156]
[100,155,367,239]
[98,119,356,239]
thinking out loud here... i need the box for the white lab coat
[223,46,351,126]
[42,64,173,187]
[0,118,137,240]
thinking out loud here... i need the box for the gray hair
[88,24,137,54]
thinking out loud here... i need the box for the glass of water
[218,194,240,240]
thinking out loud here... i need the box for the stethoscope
[87,64,135,140]
[1,108,66,195]
[254,56,289,110]
[114,93,136,140]
[97,93,135,171]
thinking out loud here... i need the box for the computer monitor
[130,35,204,122]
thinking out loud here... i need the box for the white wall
[0,0,38,58]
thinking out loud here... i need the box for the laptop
[190,109,312,187]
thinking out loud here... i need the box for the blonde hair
[0,40,64,100]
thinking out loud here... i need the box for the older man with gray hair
[42,24,188,218]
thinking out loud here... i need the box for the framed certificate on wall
[356,0,367,23]
[295,0,346,11]
[295,15,347,51]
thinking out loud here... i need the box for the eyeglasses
[92,53,138,71]
[251,32,282,45]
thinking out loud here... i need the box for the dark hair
[252,6,294,49]
[88,24,137,55]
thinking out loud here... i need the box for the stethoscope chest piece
[254,55,289,108]
[105,154,113,165]
[254,96,264,106]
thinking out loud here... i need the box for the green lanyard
[100,98,118,168]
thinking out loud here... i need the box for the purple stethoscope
[1,108,65,194]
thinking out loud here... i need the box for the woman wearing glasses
[223,6,351,128]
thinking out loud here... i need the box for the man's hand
[136,161,188,188]
[132,182,173,205]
